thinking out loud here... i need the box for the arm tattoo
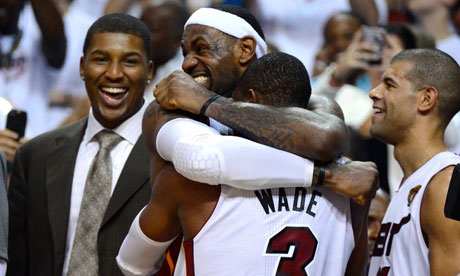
[207,99,300,152]
[205,96,347,161]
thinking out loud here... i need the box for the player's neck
[394,132,447,183]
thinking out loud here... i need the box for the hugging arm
[202,94,348,162]
[117,166,182,276]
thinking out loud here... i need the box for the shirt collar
[83,99,147,146]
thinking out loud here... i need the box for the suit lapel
[46,119,87,260]
[101,134,150,227]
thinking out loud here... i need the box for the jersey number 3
[266,226,318,276]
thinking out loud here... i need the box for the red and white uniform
[369,151,460,276]
[174,185,354,276]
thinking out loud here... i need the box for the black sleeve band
[200,95,221,117]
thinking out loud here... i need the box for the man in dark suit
[7,14,153,276]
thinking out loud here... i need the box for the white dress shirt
[0,259,5,276]
[62,100,147,276]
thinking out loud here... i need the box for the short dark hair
[383,23,416,50]
[392,48,460,124]
[211,4,265,41]
[236,52,311,108]
[324,11,365,43]
[83,13,153,60]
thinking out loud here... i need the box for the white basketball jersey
[173,185,354,276]
[369,151,460,276]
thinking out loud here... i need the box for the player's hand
[323,161,379,206]
[154,70,216,114]
[0,129,21,162]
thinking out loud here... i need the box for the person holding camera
[313,23,415,195]
[0,0,66,163]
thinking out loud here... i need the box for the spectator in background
[405,0,460,62]
[0,0,66,162]
[246,0,388,72]
[48,0,99,128]
[140,0,189,102]
[367,189,390,261]
[312,11,364,77]
[313,23,416,194]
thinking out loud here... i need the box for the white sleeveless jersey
[173,185,354,276]
[369,151,460,276]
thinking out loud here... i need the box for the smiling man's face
[80,32,153,129]
[369,61,418,144]
[181,24,242,97]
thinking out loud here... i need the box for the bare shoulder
[308,93,345,120]
[142,101,204,152]
[153,164,219,205]
[153,164,220,239]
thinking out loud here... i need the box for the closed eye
[196,45,207,54]
[93,56,107,63]
[124,58,139,65]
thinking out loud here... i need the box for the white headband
[184,8,267,58]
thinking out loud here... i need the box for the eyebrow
[191,36,209,47]
[124,51,143,57]
[89,49,143,57]
[90,49,108,56]
[383,76,397,86]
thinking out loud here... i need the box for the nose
[369,83,383,101]
[105,60,123,81]
[182,53,198,74]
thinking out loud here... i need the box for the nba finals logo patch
[407,185,421,207]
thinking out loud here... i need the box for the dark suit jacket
[0,150,7,262]
[7,118,151,276]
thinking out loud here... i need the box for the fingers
[154,76,178,110]
[0,129,19,140]
[349,28,364,47]
[0,130,21,163]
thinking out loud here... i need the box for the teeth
[373,108,383,113]
[101,87,127,94]
[194,76,208,85]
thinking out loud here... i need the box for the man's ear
[238,36,257,65]
[247,88,259,103]
[148,60,155,80]
[79,56,84,79]
[418,86,438,113]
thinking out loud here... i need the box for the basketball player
[368,49,460,275]
[117,52,370,276]
[151,5,378,206]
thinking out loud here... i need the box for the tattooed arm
[204,94,347,162]
[154,71,349,162]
